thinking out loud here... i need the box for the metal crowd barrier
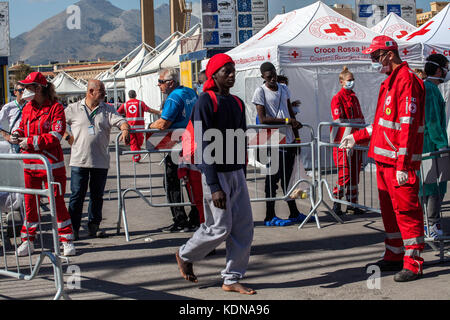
[300,122,380,230]
[115,125,318,241]
[0,153,70,300]
[419,148,450,263]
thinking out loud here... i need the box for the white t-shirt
[0,100,23,133]
[252,83,294,143]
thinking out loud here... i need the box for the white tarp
[371,12,417,40]
[51,72,86,96]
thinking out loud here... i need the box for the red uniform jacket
[117,99,150,130]
[330,88,365,144]
[14,100,66,177]
[353,62,425,171]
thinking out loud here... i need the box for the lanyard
[83,105,99,125]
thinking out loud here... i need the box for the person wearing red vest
[340,36,425,282]
[117,90,160,162]
[330,66,366,216]
[10,72,75,257]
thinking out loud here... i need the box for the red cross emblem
[406,21,434,41]
[291,51,299,59]
[431,49,437,55]
[259,22,282,40]
[324,24,351,36]
[402,48,409,56]
[396,30,409,39]
[128,105,137,114]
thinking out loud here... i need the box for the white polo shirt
[65,99,127,169]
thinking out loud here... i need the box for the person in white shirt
[252,62,306,226]
[0,84,26,153]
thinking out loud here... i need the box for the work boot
[88,223,106,238]
[332,202,344,216]
[394,269,422,282]
[365,259,403,272]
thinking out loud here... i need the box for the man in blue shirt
[150,68,198,232]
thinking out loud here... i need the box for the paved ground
[0,138,449,301]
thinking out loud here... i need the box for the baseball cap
[18,72,48,86]
[363,36,398,55]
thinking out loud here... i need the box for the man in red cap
[340,36,426,282]
[175,54,256,295]
[10,72,76,257]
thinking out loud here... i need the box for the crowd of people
[0,35,449,292]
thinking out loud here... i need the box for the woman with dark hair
[10,72,75,257]
[421,54,449,240]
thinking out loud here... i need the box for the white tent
[404,4,450,136]
[226,1,423,167]
[51,71,86,96]
[371,12,417,40]
[125,24,202,123]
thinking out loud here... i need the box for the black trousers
[264,147,299,219]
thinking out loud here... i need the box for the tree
[13,64,34,85]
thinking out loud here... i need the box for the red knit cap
[203,53,235,92]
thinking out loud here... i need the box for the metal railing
[0,153,70,300]
[114,125,317,241]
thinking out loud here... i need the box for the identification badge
[88,125,95,136]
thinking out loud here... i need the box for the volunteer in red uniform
[10,72,75,257]
[340,36,425,282]
[331,66,366,216]
[117,90,160,162]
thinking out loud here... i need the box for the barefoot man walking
[175,53,256,295]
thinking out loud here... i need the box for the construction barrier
[115,125,317,241]
[0,153,70,300]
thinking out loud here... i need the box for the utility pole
[141,0,155,47]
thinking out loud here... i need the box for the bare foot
[222,283,257,295]
[175,251,198,283]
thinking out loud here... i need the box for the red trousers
[333,148,362,202]
[22,172,73,243]
[130,132,145,162]
[376,163,425,274]
[178,167,204,224]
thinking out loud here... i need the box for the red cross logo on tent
[324,24,351,36]
[292,51,299,59]
[406,21,434,41]
[403,48,409,56]
[431,49,438,54]
[396,30,409,39]
[259,21,282,40]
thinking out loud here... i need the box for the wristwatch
[65,135,71,142]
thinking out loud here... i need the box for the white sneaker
[63,241,76,257]
[16,241,35,257]
[430,224,444,240]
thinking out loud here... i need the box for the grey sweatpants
[179,169,254,285]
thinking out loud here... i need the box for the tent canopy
[371,12,417,40]
[51,72,86,96]
[405,4,450,59]
[227,1,421,70]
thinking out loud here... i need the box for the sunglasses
[15,89,25,93]
[371,51,388,63]
[158,79,171,84]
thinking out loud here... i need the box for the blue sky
[7,0,435,38]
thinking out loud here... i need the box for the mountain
[10,0,199,66]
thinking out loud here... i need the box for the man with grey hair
[150,68,199,232]
[64,80,131,240]
[0,84,26,153]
